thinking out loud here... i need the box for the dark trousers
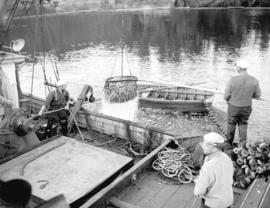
[45,109,68,138]
[226,104,252,145]
[201,199,210,208]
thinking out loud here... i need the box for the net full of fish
[103,77,138,103]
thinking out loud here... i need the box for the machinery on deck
[0,84,95,160]
[0,109,40,159]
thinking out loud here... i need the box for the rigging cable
[39,2,50,96]
[29,0,40,114]
[0,0,20,46]
[42,3,60,81]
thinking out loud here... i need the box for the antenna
[12,39,25,52]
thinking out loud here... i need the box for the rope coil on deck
[152,146,195,184]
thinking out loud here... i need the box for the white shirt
[194,151,234,208]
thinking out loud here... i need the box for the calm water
[6,8,270,139]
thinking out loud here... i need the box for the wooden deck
[111,169,250,208]
[234,178,270,208]
[0,136,133,206]
[116,170,198,208]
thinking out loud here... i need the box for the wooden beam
[237,178,268,208]
[143,80,223,94]
[139,86,174,93]
[258,181,270,208]
[109,197,143,208]
[35,195,70,208]
[79,139,171,208]
[68,85,92,133]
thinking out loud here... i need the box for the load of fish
[103,77,137,103]
[232,141,270,189]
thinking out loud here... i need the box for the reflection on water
[6,8,270,139]
[8,8,270,98]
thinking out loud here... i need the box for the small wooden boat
[138,86,214,113]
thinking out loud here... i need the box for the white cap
[203,132,225,145]
[56,79,67,87]
[235,59,248,69]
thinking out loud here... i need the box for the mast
[0,0,7,25]
[0,0,8,46]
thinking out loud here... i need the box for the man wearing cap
[224,59,261,147]
[194,132,234,208]
[38,80,70,138]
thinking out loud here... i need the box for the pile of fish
[232,141,270,189]
[103,77,137,103]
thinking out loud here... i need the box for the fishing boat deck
[0,136,133,206]
[116,170,198,208]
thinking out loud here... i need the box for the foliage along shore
[175,0,270,7]
[4,0,270,16]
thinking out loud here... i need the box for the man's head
[200,132,225,155]
[56,79,67,90]
[0,179,32,207]
[235,59,248,73]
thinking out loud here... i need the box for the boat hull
[138,86,214,113]
[139,97,211,113]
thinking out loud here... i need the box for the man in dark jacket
[224,59,261,147]
[38,80,70,138]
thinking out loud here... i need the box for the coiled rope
[152,145,194,184]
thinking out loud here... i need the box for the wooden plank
[144,182,180,208]
[82,108,175,147]
[82,107,175,138]
[258,181,270,208]
[161,184,194,208]
[237,178,268,208]
[186,196,201,208]
[110,197,143,208]
[0,136,132,204]
[117,172,153,201]
[35,195,70,208]
[79,139,172,208]
[151,80,270,102]
[139,86,175,93]
[81,107,91,131]
[123,172,165,206]
[68,85,92,133]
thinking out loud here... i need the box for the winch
[0,110,40,159]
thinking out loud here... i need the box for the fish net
[103,76,138,103]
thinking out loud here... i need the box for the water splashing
[100,97,138,121]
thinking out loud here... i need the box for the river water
[7,8,270,141]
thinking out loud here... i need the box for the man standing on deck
[38,80,70,138]
[224,59,261,147]
[194,132,234,208]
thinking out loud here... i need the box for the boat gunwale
[79,138,173,208]
[139,97,210,103]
